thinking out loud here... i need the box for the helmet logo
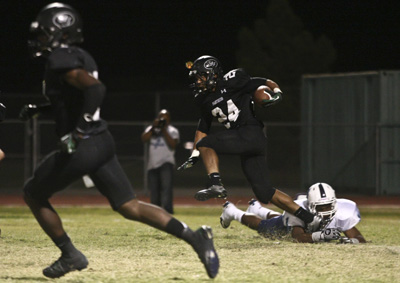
[204,59,218,70]
[53,12,75,29]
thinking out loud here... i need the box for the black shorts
[196,125,276,203]
[24,130,136,210]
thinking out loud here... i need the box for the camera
[158,118,166,128]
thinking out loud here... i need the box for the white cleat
[219,201,236,229]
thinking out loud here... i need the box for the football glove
[306,215,323,232]
[312,228,341,242]
[177,149,200,171]
[261,89,282,108]
[60,132,81,154]
[338,237,360,244]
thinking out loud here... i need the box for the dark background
[0,0,399,193]
[1,0,400,95]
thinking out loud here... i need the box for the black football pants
[196,125,276,203]
[23,130,135,210]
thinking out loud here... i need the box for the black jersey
[44,46,106,137]
[197,68,265,133]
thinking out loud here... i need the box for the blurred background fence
[1,70,399,196]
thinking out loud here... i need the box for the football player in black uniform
[178,55,321,231]
[21,3,219,279]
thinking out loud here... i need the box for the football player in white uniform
[220,183,366,244]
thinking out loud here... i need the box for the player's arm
[178,114,211,170]
[343,226,366,243]
[141,120,159,143]
[177,129,205,170]
[252,78,283,107]
[161,127,179,150]
[291,226,341,243]
[291,226,314,243]
[62,68,105,135]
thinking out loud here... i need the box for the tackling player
[220,183,366,244]
[178,55,321,232]
[21,3,219,279]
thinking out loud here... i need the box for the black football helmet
[186,55,223,97]
[28,2,83,57]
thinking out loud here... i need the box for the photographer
[141,109,179,213]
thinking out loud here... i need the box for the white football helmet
[307,183,337,221]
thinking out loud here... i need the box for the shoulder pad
[47,47,83,71]
[223,68,251,90]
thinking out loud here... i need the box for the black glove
[19,104,40,121]
[0,102,6,122]
[177,149,200,171]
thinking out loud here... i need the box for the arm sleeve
[76,83,106,133]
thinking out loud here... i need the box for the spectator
[141,109,179,214]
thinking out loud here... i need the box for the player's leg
[92,155,220,278]
[23,151,89,278]
[241,154,320,230]
[195,129,249,201]
[246,199,282,220]
[219,201,269,231]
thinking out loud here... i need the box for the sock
[208,172,222,185]
[258,207,274,220]
[234,209,245,223]
[294,207,314,224]
[165,217,187,239]
[52,233,79,257]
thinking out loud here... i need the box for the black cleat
[190,226,220,278]
[194,185,227,201]
[42,252,88,278]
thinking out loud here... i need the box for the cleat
[246,198,262,214]
[220,201,235,229]
[190,226,220,278]
[194,185,227,201]
[42,251,88,278]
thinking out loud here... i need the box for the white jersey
[282,198,361,232]
[146,124,180,170]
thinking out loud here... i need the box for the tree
[236,0,336,89]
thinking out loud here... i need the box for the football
[253,85,273,108]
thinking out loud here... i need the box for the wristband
[190,149,200,158]
[311,231,323,242]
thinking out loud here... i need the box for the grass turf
[0,206,399,282]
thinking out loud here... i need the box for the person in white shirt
[220,183,366,244]
[141,109,179,214]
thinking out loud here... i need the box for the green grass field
[1,205,399,282]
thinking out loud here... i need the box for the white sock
[231,206,245,223]
[257,207,280,220]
